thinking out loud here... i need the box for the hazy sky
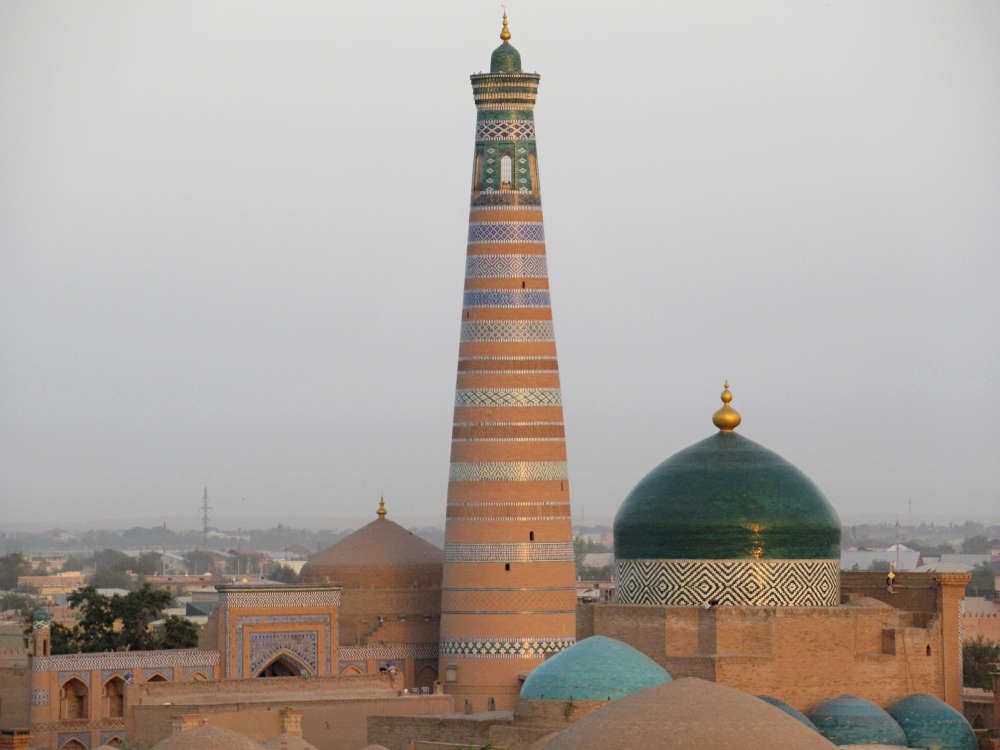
[2,1,998,530]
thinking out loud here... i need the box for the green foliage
[904,540,954,557]
[962,637,1000,689]
[184,550,218,574]
[0,552,32,589]
[961,536,990,554]
[136,551,162,576]
[93,548,133,573]
[58,584,176,653]
[266,563,299,584]
[89,568,134,590]
[868,559,892,572]
[156,615,200,649]
[61,555,89,572]
[966,562,996,597]
[0,590,33,612]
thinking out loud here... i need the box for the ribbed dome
[490,42,522,73]
[615,432,840,560]
[300,517,442,587]
[152,725,266,750]
[539,678,836,750]
[887,693,978,750]
[520,636,671,702]
[758,695,819,731]
[808,695,907,747]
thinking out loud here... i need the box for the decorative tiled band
[339,643,438,661]
[463,290,551,307]
[443,609,576,615]
[460,320,554,342]
[476,120,536,141]
[452,421,564,427]
[452,437,565,443]
[465,254,548,279]
[219,587,341,609]
[440,637,575,659]
[32,648,220,673]
[468,222,545,244]
[447,500,569,507]
[615,558,841,607]
[444,542,575,562]
[449,461,568,482]
[455,388,561,407]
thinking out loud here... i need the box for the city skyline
[3,1,999,528]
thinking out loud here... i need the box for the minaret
[439,14,576,710]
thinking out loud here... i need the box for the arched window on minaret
[500,154,513,189]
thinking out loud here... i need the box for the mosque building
[0,13,990,750]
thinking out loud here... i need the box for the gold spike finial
[712,381,742,431]
[377,494,387,519]
[500,7,511,42]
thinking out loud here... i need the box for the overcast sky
[2,1,998,530]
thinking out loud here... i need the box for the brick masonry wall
[367,713,511,750]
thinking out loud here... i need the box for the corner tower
[439,14,576,710]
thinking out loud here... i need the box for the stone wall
[0,665,30,728]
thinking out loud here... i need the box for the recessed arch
[145,672,168,683]
[104,675,125,718]
[341,664,364,676]
[188,671,208,681]
[60,740,86,750]
[416,664,438,689]
[256,650,311,678]
[60,677,88,720]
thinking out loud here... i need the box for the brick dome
[538,678,836,750]
[299,514,442,645]
[151,724,266,750]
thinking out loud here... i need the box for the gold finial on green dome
[500,8,511,42]
[377,494,387,519]
[712,380,742,432]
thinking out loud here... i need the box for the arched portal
[416,664,438,689]
[105,675,125,718]
[60,741,86,750]
[146,673,168,683]
[60,677,88,720]
[256,652,309,677]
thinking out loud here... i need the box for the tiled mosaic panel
[339,643,438,661]
[463,290,551,307]
[465,254,547,278]
[231,614,332,678]
[31,688,49,705]
[220,588,341,609]
[615,559,840,607]
[476,120,536,141]
[57,733,90,749]
[468,222,544,244]
[444,541,575,563]
[32,649,219,672]
[440,637,575,659]
[249,630,318,675]
[460,320,554,343]
[448,461,568,482]
[101,733,126,746]
[454,388,561,407]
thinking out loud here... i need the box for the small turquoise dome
[615,431,840,560]
[887,693,977,750]
[758,695,819,732]
[520,636,671,702]
[490,41,521,73]
[808,695,907,747]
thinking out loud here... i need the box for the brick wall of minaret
[438,52,576,710]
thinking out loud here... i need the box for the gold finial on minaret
[500,7,511,42]
[377,494,387,519]
[712,380,742,432]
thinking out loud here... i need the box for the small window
[529,531,535,541]
[500,154,513,188]
[926,645,932,656]
[504,563,511,571]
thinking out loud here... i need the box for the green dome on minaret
[490,11,522,72]
[613,384,842,607]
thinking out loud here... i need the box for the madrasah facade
[0,15,988,750]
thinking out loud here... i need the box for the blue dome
[758,695,820,732]
[520,636,671,702]
[887,694,977,750]
[808,695,907,746]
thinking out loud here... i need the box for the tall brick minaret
[439,14,576,710]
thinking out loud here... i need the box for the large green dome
[490,41,521,73]
[887,694,978,750]
[614,430,840,561]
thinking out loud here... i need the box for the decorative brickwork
[217,586,341,609]
[56,733,90,749]
[476,120,536,141]
[30,689,49,706]
[339,643,438,662]
[33,649,219,673]
[249,631,318,674]
[468,222,544,244]
[440,637,574,659]
[615,558,840,607]
[465,254,548,279]
[444,542,574,563]
[463,290,551,308]
[459,319,554,343]
[448,461,568,482]
[455,388,561,407]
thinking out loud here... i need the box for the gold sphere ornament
[712,381,742,431]
[500,10,511,42]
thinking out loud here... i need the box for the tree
[135,551,162,576]
[961,536,990,554]
[184,550,218,575]
[963,637,1000,689]
[65,584,173,652]
[868,559,892,572]
[157,615,199,649]
[0,553,31,590]
[89,569,134,590]
[61,555,89,572]
[93,548,133,573]
[966,563,997,597]
[266,563,299,584]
